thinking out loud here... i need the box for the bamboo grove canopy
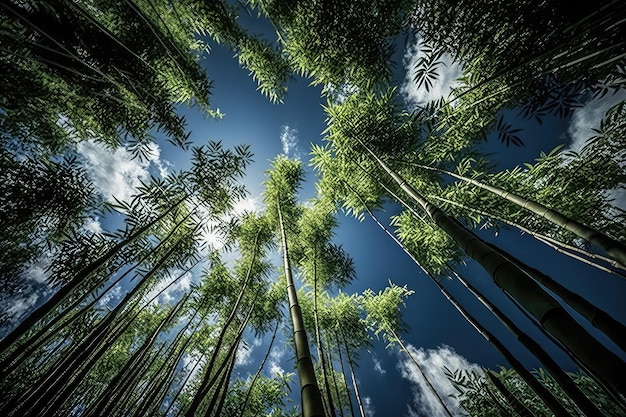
[1,0,625,416]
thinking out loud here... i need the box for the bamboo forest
[2,0,626,416]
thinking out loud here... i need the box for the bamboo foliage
[1,2,626,417]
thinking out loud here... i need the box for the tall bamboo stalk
[340,329,366,417]
[388,328,456,417]
[486,370,535,417]
[240,321,280,416]
[357,184,619,412]
[314,247,337,417]
[277,198,325,417]
[0,195,188,357]
[412,162,626,268]
[334,331,357,417]
[362,144,626,396]
[0,211,194,378]
[451,269,604,417]
[431,195,626,277]
[433,281,572,416]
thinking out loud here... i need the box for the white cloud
[233,197,262,216]
[97,285,122,309]
[22,255,52,284]
[397,344,479,417]
[4,293,39,321]
[565,89,626,155]
[372,355,386,375]
[235,338,262,367]
[268,348,286,377]
[81,217,103,236]
[565,89,626,210]
[363,396,376,417]
[280,125,301,159]
[76,139,169,204]
[143,269,193,305]
[401,37,463,109]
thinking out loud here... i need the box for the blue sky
[5,10,626,417]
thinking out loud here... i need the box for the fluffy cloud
[363,396,376,417]
[280,125,301,159]
[233,197,262,216]
[236,338,263,367]
[268,348,286,377]
[372,355,386,375]
[565,89,626,210]
[81,217,103,236]
[76,139,169,204]
[397,344,480,417]
[97,285,122,309]
[143,269,193,305]
[401,37,463,109]
[3,293,39,323]
[565,89,626,155]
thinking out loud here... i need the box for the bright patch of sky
[236,338,263,367]
[97,285,122,310]
[3,293,39,323]
[400,37,463,109]
[76,139,171,204]
[233,197,262,216]
[268,348,286,377]
[143,269,193,306]
[81,216,103,236]
[565,89,626,154]
[565,89,626,209]
[372,355,386,375]
[363,396,376,417]
[398,344,480,417]
[182,350,205,390]
[1,256,54,330]
[280,125,301,159]
[22,255,51,285]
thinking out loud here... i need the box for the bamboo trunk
[314,251,337,417]
[365,147,626,396]
[451,270,604,417]
[389,328,455,417]
[415,162,626,268]
[240,321,280,415]
[277,198,325,417]
[434,280,572,416]
[486,370,535,417]
[0,195,188,357]
[342,331,366,417]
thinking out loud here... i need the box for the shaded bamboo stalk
[433,280,572,416]
[450,269,605,417]
[0,211,194,378]
[362,145,626,396]
[412,162,626,268]
[431,195,626,277]
[277,198,325,417]
[483,240,626,353]
[339,329,366,417]
[2,235,192,417]
[325,330,345,417]
[388,328,456,417]
[334,331,357,417]
[356,179,624,409]
[313,248,337,417]
[240,321,280,416]
[0,195,188,357]
[486,370,535,417]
